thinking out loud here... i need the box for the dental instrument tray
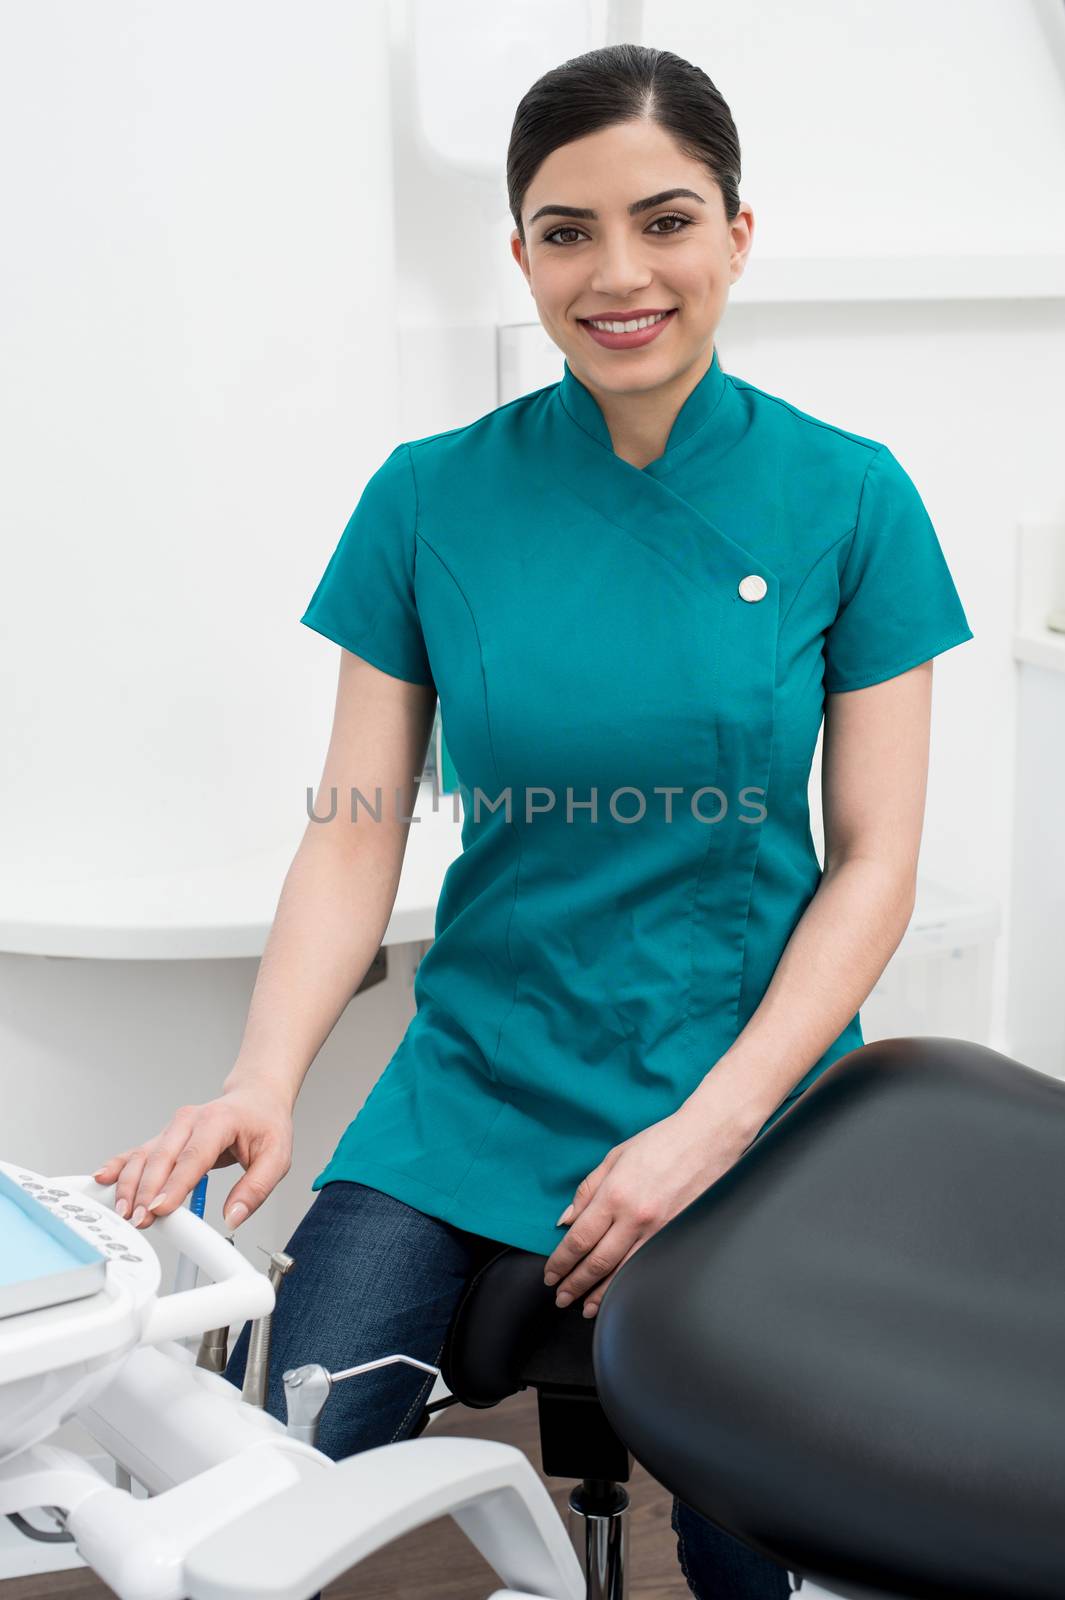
[0,1167,108,1318]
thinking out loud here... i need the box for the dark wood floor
[1,1387,691,1598]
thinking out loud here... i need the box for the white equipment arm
[181,1435,586,1600]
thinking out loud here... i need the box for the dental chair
[2,1036,1064,1599]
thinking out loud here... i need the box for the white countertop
[0,784,465,961]
[0,787,1000,964]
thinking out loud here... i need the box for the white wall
[652,0,1065,261]
[0,0,402,882]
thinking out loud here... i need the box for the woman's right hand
[90,1085,294,1232]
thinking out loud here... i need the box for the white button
[738,574,767,603]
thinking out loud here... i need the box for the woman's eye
[542,213,692,246]
[648,213,692,235]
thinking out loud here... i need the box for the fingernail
[115,1198,129,1218]
[147,1192,168,1211]
[544,1271,559,1286]
[555,1291,572,1307]
[224,1201,248,1229]
[131,1206,146,1227]
[556,1204,574,1226]
[583,1303,598,1318]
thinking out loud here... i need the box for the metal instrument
[194,1235,238,1372]
[282,1353,441,1448]
[240,1246,295,1406]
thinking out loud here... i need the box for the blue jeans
[224,1179,795,1598]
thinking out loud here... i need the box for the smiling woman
[506,49,751,470]
[280,41,974,1600]
[95,38,976,1600]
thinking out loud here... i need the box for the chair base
[567,1479,629,1600]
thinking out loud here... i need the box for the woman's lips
[579,308,677,350]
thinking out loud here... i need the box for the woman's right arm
[92,650,438,1231]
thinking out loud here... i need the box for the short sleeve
[823,445,974,693]
[300,442,435,686]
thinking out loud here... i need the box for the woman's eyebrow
[527,187,706,225]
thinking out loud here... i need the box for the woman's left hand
[542,1100,756,1318]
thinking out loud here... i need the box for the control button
[119,1252,141,1263]
[738,574,768,603]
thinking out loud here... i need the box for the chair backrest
[441,1242,632,1483]
[441,1245,576,1407]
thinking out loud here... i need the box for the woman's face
[511,118,753,393]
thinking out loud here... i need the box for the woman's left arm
[683,656,933,1134]
[543,662,935,1315]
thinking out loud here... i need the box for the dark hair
[507,43,741,246]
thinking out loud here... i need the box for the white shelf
[1013,523,1065,674]
[1013,628,1065,673]
[0,784,465,961]
[729,254,1065,304]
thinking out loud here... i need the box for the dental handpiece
[282,1354,442,1448]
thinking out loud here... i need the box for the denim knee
[671,1494,794,1599]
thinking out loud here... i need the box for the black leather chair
[597,1036,1065,1600]
[438,1232,630,1598]
[437,1037,1065,1600]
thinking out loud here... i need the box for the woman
[93,43,973,1599]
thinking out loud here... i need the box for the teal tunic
[300,346,974,1256]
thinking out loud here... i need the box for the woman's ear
[510,229,530,285]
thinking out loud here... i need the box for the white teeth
[587,311,671,333]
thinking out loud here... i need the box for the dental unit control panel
[1,1164,160,1310]
[0,1158,276,1466]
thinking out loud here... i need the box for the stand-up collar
[556,343,729,471]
